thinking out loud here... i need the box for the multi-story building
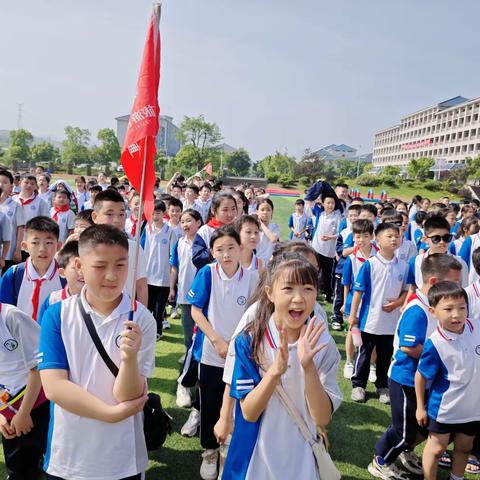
[115,114,181,157]
[373,96,480,168]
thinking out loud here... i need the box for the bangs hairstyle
[414,210,428,226]
[180,208,203,224]
[21,174,37,183]
[458,216,478,238]
[245,256,318,365]
[0,170,14,184]
[207,191,237,222]
[209,225,241,249]
[93,189,124,211]
[424,214,450,235]
[185,184,199,195]
[78,224,129,255]
[375,222,399,236]
[347,204,362,214]
[360,204,377,217]
[25,216,59,240]
[57,240,79,269]
[76,209,94,224]
[153,200,166,213]
[89,185,103,194]
[472,246,480,276]
[257,197,274,211]
[427,280,468,308]
[352,219,374,235]
[380,209,402,223]
[168,197,183,210]
[53,188,71,200]
[235,214,260,232]
[421,253,462,283]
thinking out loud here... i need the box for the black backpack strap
[77,297,119,377]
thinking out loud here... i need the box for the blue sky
[1,0,479,161]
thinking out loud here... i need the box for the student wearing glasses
[405,215,469,292]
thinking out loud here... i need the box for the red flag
[202,162,213,176]
[120,5,161,221]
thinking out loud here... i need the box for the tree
[91,128,121,169]
[407,157,434,181]
[295,149,335,182]
[256,151,296,183]
[6,129,34,166]
[176,115,222,172]
[334,158,363,178]
[61,126,91,166]
[466,156,480,185]
[224,148,251,176]
[31,142,60,166]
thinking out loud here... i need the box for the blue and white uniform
[353,253,408,335]
[417,320,480,425]
[222,314,341,480]
[458,232,480,284]
[50,208,75,243]
[194,199,212,223]
[396,238,417,263]
[466,280,480,323]
[170,237,197,305]
[311,210,341,258]
[76,190,89,212]
[256,223,280,262]
[37,290,156,480]
[0,197,25,261]
[14,194,50,222]
[288,212,310,240]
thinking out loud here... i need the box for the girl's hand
[10,410,33,436]
[270,327,289,378]
[212,336,229,359]
[297,318,327,370]
[0,414,15,439]
[416,406,428,427]
[214,415,233,445]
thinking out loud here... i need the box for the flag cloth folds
[120,4,161,221]
[202,162,213,176]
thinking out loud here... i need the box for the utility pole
[16,103,24,130]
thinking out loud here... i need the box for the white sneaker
[343,361,354,379]
[377,388,390,404]
[181,408,200,437]
[200,449,219,480]
[398,449,423,475]
[369,364,377,383]
[156,332,162,342]
[367,456,410,479]
[162,319,171,330]
[170,307,180,319]
[351,386,366,402]
[176,384,192,408]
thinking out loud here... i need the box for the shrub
[267,172,279,183]
[423,180,444,191]
[278,174,295,188]
[298,176,310,186]
[356,174,382,187]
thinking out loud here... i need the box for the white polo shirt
[194,198,212,223]
[168,221,184,241]
[353,253,408,335]
[466,280,480,323]
[418,320,480,424]
[224,314,341,480]
[256,223,280,262]
[187,263,256,368]
[0,197,24,260]
[396,238,417,263]
[140,223,174,287]
[311,210,341,258]
[14,194,50,222]
[458,232,480,284]
[125,239,147,298]
[170,237,197,304]
[50,208,75,243]
[38,289,156,480]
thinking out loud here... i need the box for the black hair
[428,280,468,308]
[78,224,129,254]
[153,200,166,213]
[295,199,305,206]
[76,209,94,225]
[381,209,403,223]
[207,191,237,222]
[0,170,14,184]
[414,210,428,226]
[421,253,462,283]
[38,173,51,183]
[110,176,119,186]
[186,184,199,195]
[171,183,182,191]
[235,214,261,232]
[321,193,336,202]
[361,204,378,217]
[89,184,103,194]
[257,197,274,211]
[352,219,375,236]
[199,182,212,192]
[168,197,183,210]
[375,222,399,236]
[93,189,125,211]
[25,216,59,240]
[424,215,450,235]
[472,247,480,276]
[336,183,349,189]
[233,190,249,214]
[180,208,203,224]
[21,174,37,183]
[209,225,241,249]
[53,188,71,200]
[57,240,79,269]
[347,204,362,213]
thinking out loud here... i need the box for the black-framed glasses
[426,234,453,244]
[390,221,403,227]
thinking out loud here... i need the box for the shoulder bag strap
[77,297,119,377]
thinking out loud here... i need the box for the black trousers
[47,475,141,480]
[351,331,394,389]
[147,285,169,335]
[317,254,335,302]
[199,363,225,450]
[375,379,427,463]
[2,400,50,480]
[332,273,344,323]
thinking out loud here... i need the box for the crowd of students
[0,166,480,480]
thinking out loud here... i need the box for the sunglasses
[389,221,403,227]
[426,234,453,244]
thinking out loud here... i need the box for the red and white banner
[120,5,161,222]
[400,138,432,151]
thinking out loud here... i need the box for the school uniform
[50,207,75,243]
[140,223,175,335]
[37,289,156,480]
[187,263,256,450]
[38,190,52,206]
[170,236,197,349]
[0,211,12,262]
[256,223,280,263]
[311,209,342,302]
[38,286,70,325]
[288,212,310,240]
[374,291,434,463]
[222,314,342,480]
[0,303,50,479]
[192,224,216,270]
[14,193,50,222]
[0,196,25,266]
[76,190,89,212]
[125,215,140,240]
[247,203,257,215]
[351,253,408,390]
[395,238,417,263]
[331,230,350,325]
[418,320,480,435]
[194,199,212,223]
[168,221,184,242]
[459,232,480,284]
[466,280,480,323]
[406,250,469,289]
[244,252,261,290]
[0,258,64,321]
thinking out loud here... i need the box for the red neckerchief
[52,204,70,222]
[26,259,58,321]
[130,215,139,237]
[61,286,69,300]
[163,214,170,221]
[353,243,379,263]
[207,218,224,229]
[19,193,37,207]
